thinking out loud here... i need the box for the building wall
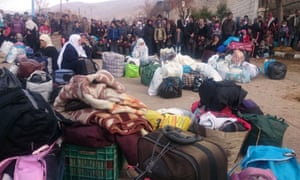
[226,0,259,22]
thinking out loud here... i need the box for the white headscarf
[132,38,148,59]
[57,34,87,69]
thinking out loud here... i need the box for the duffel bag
[135,126,227,180]
[158,77,182,98]
[139,62,161,86]
[267,61,287,80]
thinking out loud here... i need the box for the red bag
[63,123,114,148]
[17,58,44,78]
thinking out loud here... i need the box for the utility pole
[32,0,35,17]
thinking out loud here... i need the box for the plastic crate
[63,144,123,180]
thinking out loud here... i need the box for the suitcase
[136,126,227,180]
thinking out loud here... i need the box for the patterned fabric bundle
[54,70,153,135]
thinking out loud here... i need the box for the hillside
[49,0,154,20]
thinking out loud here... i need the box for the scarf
[57,34,87,69]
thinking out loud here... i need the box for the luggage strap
[134,133,174,180]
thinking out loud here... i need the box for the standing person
[279,20,289,47]
[165,20,176,49]
[39,20,52,35]
[288,9,300,49]
[221,12,237,42]
[72,21,83,34]
[11,13,25,36]
[81,17,91,34]
[143,19,155,55]
[154,22,166,56]
[57,34,88,75]
[184,15,196,57]
[60,14,73,44]
[39,34,59,72]
[107,21,121,53]
[24,15,39,52]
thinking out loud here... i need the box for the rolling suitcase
[136,126,227,180]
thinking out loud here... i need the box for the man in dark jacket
[221,12,237,42]
[107,21,121,53]
[143,19,155,55]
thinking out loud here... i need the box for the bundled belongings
[26,70,53,102]
[190,103,251,169]
[145,108,192,131]
[157,77,182,98]
[230,145,300,180]
[140,60,161,86]
[135,126,228,180]
[198,78,247,113]
[53,70,153,165]
[102,51,125,77]
[0,67,62,161]
[264,59,287,80]
[238,113,289,155]
[0,141,64,180]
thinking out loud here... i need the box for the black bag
[267,61,287,80]
[0,88,62,160]
[136,126,227,180]
[198,78,247,113]
[79,57,98,75]
[158,77,182,98]
[0,68,62,160]
[0,67,22,91]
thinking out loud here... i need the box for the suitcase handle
[162,126,201,145]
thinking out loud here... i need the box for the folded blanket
[54,70,152,135]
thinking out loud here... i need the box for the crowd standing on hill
[0,9,300,64]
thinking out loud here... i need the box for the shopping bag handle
[162,125,201,145]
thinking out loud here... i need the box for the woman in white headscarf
[57,34,88,74]
[132,38,149,59]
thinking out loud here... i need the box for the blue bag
[241,145,300,180]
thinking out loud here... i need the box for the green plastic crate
[63,144,123,180]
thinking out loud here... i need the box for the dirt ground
[116,57,300,179]
[1,50,299,179]
[114,57,300,159]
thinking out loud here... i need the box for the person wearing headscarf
[39,34,59,72]
[132,38,149,59]
[57,34,88,74]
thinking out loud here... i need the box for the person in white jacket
[132,38,149,59]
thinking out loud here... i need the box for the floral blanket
[54,70,153,135]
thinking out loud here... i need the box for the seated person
[132,38,149,59]
[201,34,222,62]
[39,34,59,72]
[57,34,88,75]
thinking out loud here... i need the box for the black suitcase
[136,126,227,180]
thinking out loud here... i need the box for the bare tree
[275,0,283,22]
[35,0,50,14]
[167,0,194,20]
[141,0,156,18]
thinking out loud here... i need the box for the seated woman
[132,38,149,59]
[39,34,59,73]
[57,34,88,75]
[201,34,222,62]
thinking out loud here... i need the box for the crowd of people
[0,8,300,74]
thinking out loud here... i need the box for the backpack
[0,143,56,180]
[0,68,62,160]
[198,78,248,113]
